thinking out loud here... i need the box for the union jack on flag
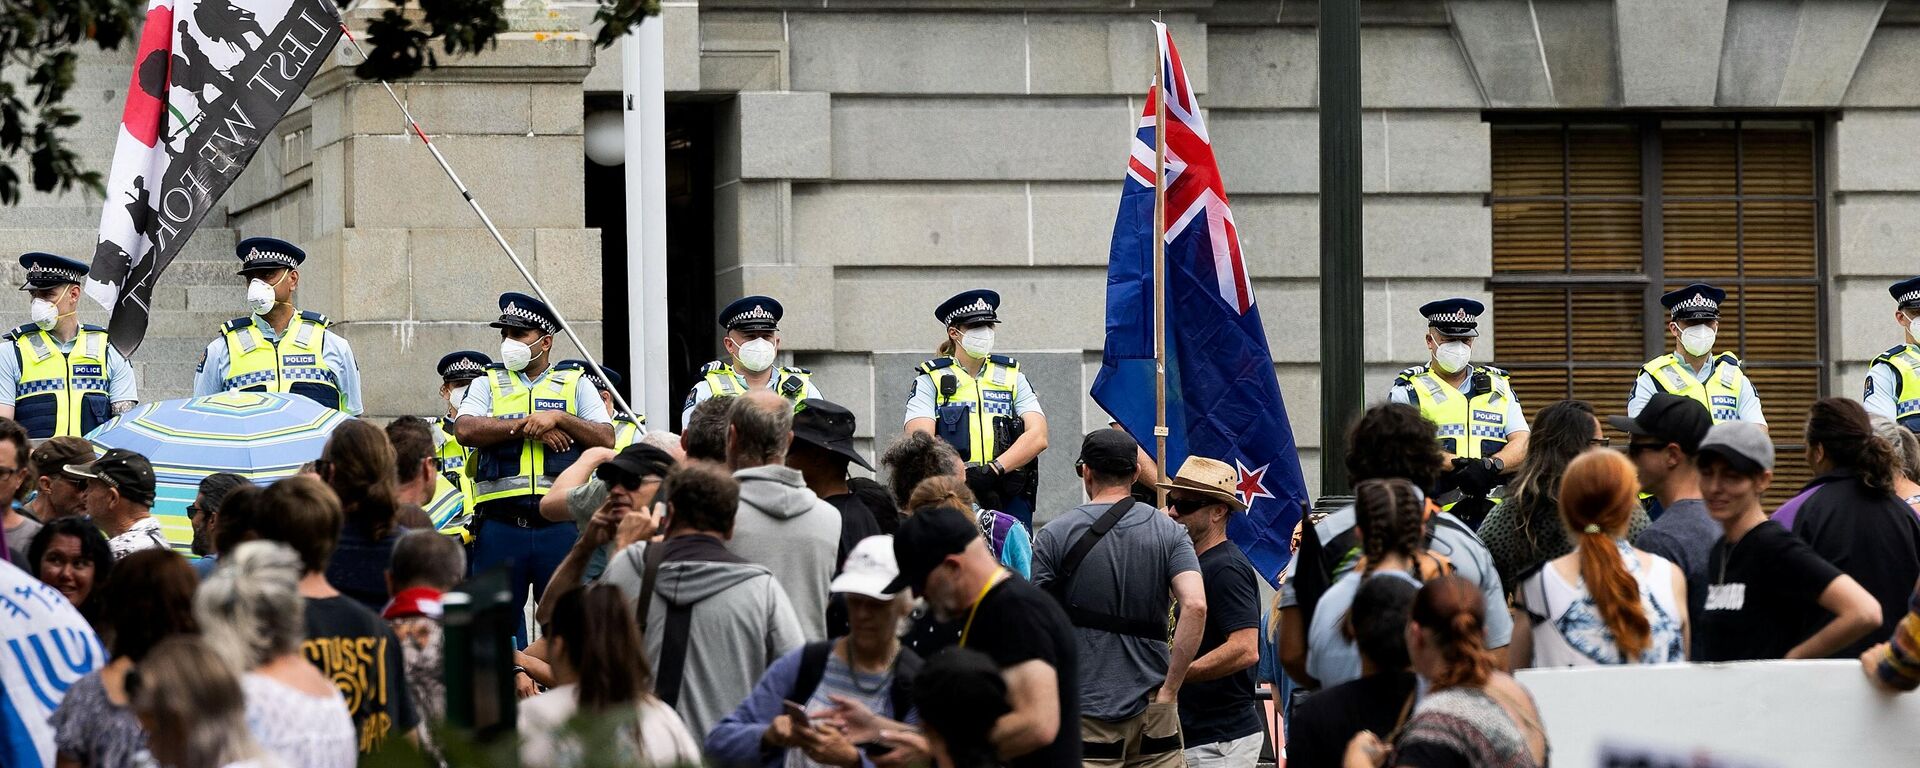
[1092,21,1309,582]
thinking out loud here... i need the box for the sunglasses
[1588,437,1613,448]
[1167,496,1217,517]
[595,467,658,491]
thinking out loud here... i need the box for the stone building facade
[5,0,1920,523]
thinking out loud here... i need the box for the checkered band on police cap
[26,264,82,285]
[731,303,776,327]
[943,297,994,325]
[442,357,486,377]
[501,301,559,334]
[1670,293,1719,316]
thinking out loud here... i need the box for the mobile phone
[783,700,811,729]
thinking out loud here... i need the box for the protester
[1863,578,1920,691]
[211,483,263,564]
[252,476,418,754]
[1772,398,1920,656]
[317,419,408,610]
[384,529,466,746]
[597,461,804,738]
[1480,400,1650,590]
[640,430,687,461]
[189,472,249,577]
[887,507,1080,767]
[0,418,36,565]
[49,549,198,768]
[1616,394,1716,632]
[1155,457,1262,768]
[382,415,442,530]
[727,390,842,641]
[519,583,702,768]
[1513,450,1687,667]
[1692,421,1883,661]
[68,448,167,559]
[539,443,675,611]
[1344,577,1549,768]
[128,637,284,768]
[709,535,921,768]
[1869,414,1920,513]
[1283,577,1419,768]
[912,648,1011,768]
[1307,478,1473,688]
[885,430,1033,574]
[0,555,103,768]
[681,395,736,462]
[1278,402,1509,689]
[27,516,112,627]
[1033,429,1204,768]
[786,398,884,564]
[195,541,356,768]
[24,436,94,523]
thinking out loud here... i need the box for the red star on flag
[1235,460,1275,507]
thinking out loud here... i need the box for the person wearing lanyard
[905,289,1049,527]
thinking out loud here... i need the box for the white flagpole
[624,16,670,425]
[1152,31,1169,504]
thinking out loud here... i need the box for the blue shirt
[1628,354,1765,423]
[0,329,137,406]
[1865,348,1914,421]
[192,314,363,415]
[457,366,611,424]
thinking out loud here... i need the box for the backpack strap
[787,641,835,706]
[634,541,669,625]
[1049,498,1165,641]
[653,601,695,707]
[889,647,924,721]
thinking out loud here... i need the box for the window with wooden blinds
[1489,119,1825,504]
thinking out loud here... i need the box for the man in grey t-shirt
[1032,429,1206,768]
[1615,393,1717,633]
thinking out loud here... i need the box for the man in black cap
[888,505,1080,768]
[195,236,362,413]
[67,448,167,558]
[0,252,138,439]
[1630,282,1765,426]
[1866,275,1920,432]
[556,359,647,449]
[681,295,822,425]
[1613,393,1717,626]
[454,291,614,643]
[786,398,882,564]
[1388,297,1529,515]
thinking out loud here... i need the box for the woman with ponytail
[1512,450,1687,667]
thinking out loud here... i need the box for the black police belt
[477,499,566,529]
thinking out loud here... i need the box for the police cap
[234,236,306,275]
[1892,276,1920,312]
[18,252,88,291]
[491,292,561,335]
[1419,298,1484,338]
[719,296,782,332]
[1661,283,1725,322]
[437,351,492,383]
[935,289,1000,327]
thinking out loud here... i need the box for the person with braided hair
[1512,450,1687,668]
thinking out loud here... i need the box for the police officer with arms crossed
[193,237,363,414]
[680,295,821,425]
[555,359,645,449]
[1629,283,1764,427]
[455,293,614,641]
[0,253,137,437]
[905,289,1049,527]
[1865,276,1920,433]
[429,350,491,540]
[1388,299,1529,519]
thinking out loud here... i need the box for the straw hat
[1154,456,1248,512]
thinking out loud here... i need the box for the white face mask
[735,338,777,372]
[960,326,996,358]
[1434,340,1473,374]
[500,337,544,372]
[30,297,60,330]
[1679,324,1717,357]
[246,278,277,316]
[447,385,469,411]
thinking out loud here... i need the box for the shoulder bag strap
[1051,497,1135,600]
[634,541,669,625]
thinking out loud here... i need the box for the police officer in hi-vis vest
[1865,276,1920,432]
[1629,283,1765,427]
[905,289,1049,527]
[1388,298,1530,519]
[427,350,491,543]
[0,253,137,438]
[681,295,821,425]
[193,237,363,414]
[455,293,614,641]
[556,359,646,449]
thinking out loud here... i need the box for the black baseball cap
[597,443,675,484]
[792,399,873,471]
[64,448,156,505]
[1078,428,1140,476]
[1607,394,1712,454]
[884,506,981,595]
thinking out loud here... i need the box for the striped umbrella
[86,391,350,554]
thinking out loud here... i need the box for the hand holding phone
[782,700,812,730]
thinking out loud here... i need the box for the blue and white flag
[1,559,105,768]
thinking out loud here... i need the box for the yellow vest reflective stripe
[430,417,475,541]
[11,325,112,439]
[1405,367,1514,460]
[1875,344,1920,420]
[613,416,646,450]
[219,312,342,410]
[918,356,1022,464]
[1642,352,1746,423]
[471,367,587,504]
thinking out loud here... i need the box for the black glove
[1449,457,1503,498]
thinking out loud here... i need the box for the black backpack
[788,641,923,722]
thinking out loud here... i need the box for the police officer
[193,237,362,414]
[680,295,822,425]
[428,350,491,542]
[1388,298,1529,516]
[455,293,614,641]
[0,252,137,438]
[556,359,646,449]
[1629,283,1765,427]
[1865,276,1920,432]
[905,289,1049,527]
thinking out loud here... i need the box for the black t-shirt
[1782,473,1920,657]
[325,523,405,612]
[1695,520,1843,662]
[824,492,885,567]
[304,594,420,754]
[1177,541,1262,745]
[1287,671,1418,768]
[962,575,1081,768]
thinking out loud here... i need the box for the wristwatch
[989,459,1006,474]
[1488,457,1505,473]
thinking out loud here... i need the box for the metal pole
[1152,34,1170,502]
[337,26,634,418]
[624,17,670,424]
[1319,0,1364,495]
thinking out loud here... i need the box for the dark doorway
[588,100,716,430]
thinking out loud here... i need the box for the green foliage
[364,710,699,768]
